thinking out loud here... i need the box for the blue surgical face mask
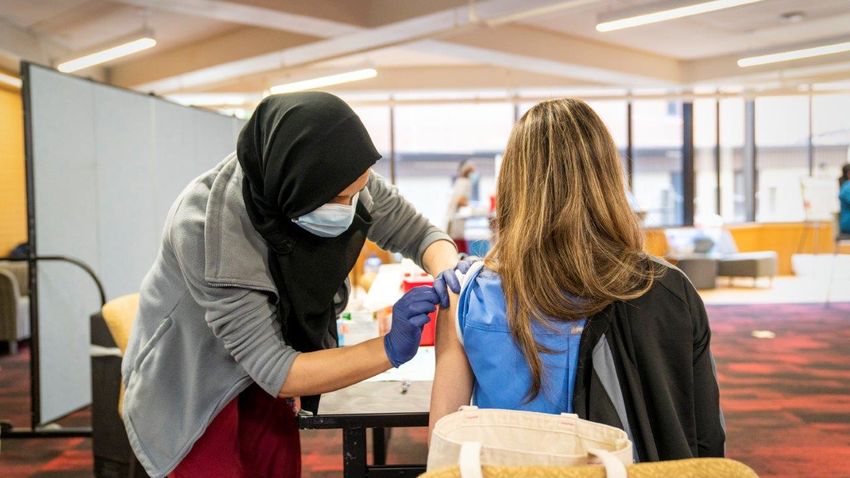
[292,192,359,238]
[469,172,481,183]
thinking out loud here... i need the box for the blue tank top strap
[456,260,487,338]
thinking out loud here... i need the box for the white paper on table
[366,346,435,382]
[363,263,404,312]
[363,261,430,312]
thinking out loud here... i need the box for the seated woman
[429,98,725,462]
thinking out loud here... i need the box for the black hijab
[237,92,380,356]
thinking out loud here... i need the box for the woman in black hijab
[123,92,459,477]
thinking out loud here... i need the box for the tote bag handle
[458,442,627,478]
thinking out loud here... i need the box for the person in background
[429,98,725,462]
[839,163,850,235]
[445,160,478,239]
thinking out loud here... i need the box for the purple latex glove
[433,259,475,308]
[384,286,439,367]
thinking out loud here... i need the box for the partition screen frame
[21,61,41,428]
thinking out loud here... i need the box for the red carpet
[1,302,849,477]
[710,303,850,478]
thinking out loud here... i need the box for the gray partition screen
[23,63,245,425]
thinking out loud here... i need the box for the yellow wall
[0,86,26,255]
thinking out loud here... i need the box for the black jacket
[573,262,725,462]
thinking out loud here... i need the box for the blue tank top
[456,262,586,414]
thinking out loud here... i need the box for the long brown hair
[485,98,658,399]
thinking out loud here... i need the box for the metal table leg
[343,425,367,478]
[373,427,387,465]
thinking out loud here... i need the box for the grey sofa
[712,230,777,285]
[665,227,778,288]
[0,261,30,353]
[718,251,778,285]
[676,257,719,290]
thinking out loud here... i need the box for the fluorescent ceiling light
[57,37,156,73]
[738,40,850,67]
[596,0,765,32]
[0,72,22,89]
[269,69,377,94]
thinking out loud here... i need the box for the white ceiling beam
[124,0,644,93]
[109,27,317,88]
[684,48,850,86]
[690,58,850,89]
[0,16,71,68]
[679,12,850,86]
[435,24,680,86]
[198,64,600,93]
[0,17,107,80]
[111,0,362,36]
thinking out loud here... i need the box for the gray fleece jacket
[121,153,450,477]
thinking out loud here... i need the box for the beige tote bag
[428,406,633,477]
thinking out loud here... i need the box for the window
[586,100,629,174]
[349,92,844,229]
[755,96,809,222]
[352,106,392,180]
[393,103,513,228]
[813,94,850,179]
[719,98,746,223]
[694,99,718,220]
[631,100,683,226]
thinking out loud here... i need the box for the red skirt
[169,383,301,477]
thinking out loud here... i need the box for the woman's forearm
[278,337,390,398]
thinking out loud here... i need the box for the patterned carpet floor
[1,302,849,477]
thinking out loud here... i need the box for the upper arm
[429,289,473,439]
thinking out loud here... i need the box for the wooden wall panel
[0,87,26,255]
[727,222,839,275]
[644,228,669,257]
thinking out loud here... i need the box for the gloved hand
[433,259,475,308]
[384,286,439,367]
